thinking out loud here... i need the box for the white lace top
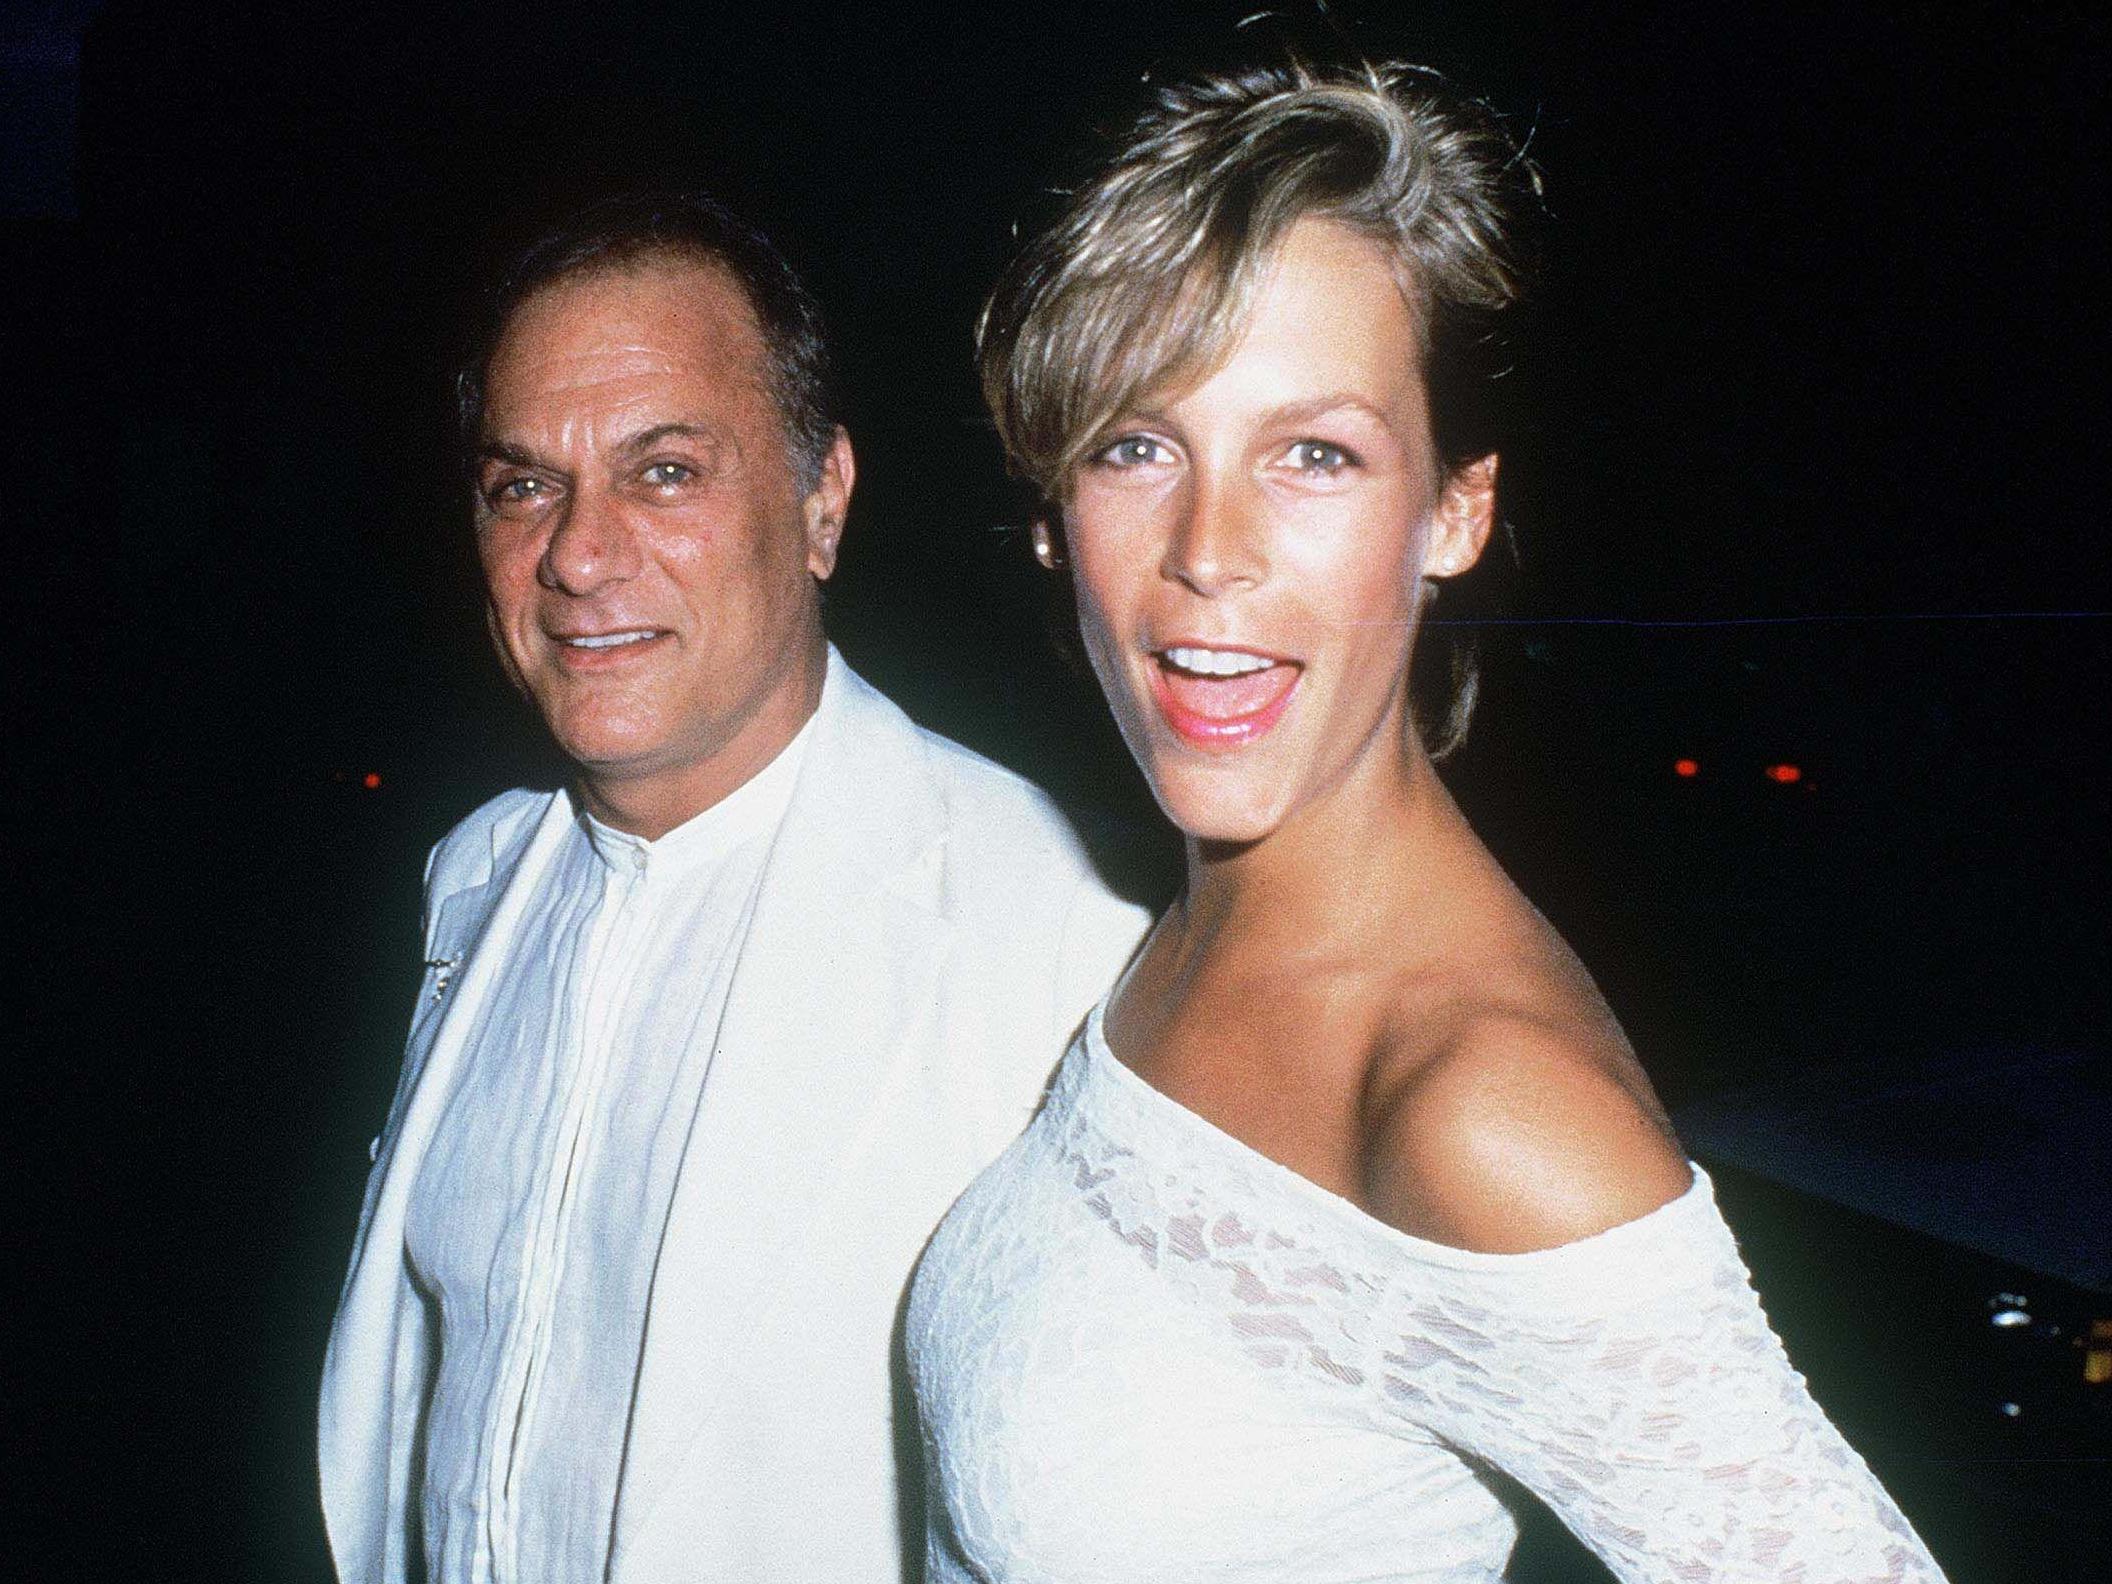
[906,1003,1946,1583]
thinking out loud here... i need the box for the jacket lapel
[319,791,574,1580]
[608,666,954,1566]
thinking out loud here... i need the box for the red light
[362,772,383,790]
[1765,763,1802,784]
[1673,758,1699,778]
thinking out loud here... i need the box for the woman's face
[1060,217,1494,847]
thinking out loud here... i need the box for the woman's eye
[1095,435,1170,468]
[1284,440,1353,473]
[642,461,694,488]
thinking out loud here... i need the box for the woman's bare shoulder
[1359,955,1689,1255]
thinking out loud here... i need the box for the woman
[905,61,1947,1583]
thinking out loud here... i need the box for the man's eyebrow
[618,422,724,453]
[475,440,541,469]
[473,425,725,470]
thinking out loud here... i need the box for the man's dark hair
[457,192,840,490]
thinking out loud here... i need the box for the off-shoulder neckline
[1073,998,1712,1276]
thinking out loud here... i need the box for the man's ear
[802,427,856,580]
[1424,453,1497,580]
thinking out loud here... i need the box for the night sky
[9,3,2107,1579]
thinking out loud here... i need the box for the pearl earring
[1031,524,1065,570]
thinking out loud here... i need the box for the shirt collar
[578,648,841,881]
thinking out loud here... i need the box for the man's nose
[539,486,642,596]
[1160,475,1266,598]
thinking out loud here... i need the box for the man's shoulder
[914,721,1065,825]
[829,664,1074,847]
[903,717,1103,879]
[830,666,1132,910]
[423,787,557,908]
[889,721,1147,994]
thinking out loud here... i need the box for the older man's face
[473,257,850,831]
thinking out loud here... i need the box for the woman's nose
[539,486,641,596]
[1160,477,1265,597]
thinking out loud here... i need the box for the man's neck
[579,651,828,841]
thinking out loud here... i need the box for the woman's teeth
[1150,645,1301,745]
[1161,646,1278,676]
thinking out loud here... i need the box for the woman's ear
[1029,514,1066,571]
[1425,454,1498,580]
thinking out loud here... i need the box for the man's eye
[1284,440,1353,473]
[642,462,695,488]
[1094,435,1170,468]
[486,476,550,510]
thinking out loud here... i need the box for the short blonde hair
[979,60,1538,497]
[978,60,1540,758]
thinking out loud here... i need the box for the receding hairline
[479,249,780,437]
[493,245,769,353]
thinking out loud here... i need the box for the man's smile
[548,626,673,668]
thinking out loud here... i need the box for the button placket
[487,857,644,1580]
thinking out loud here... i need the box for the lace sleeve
[1376,1186,1946,1583]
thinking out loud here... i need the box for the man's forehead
[496,256,766,378]
[482,257,773,429]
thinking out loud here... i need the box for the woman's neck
[1174,736,1463,961]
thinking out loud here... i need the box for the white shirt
[909,1002,1948,1584]
[403,712,813,1584]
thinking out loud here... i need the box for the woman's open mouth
[1148,645,1302,747]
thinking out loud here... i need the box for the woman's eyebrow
[1100,405,1175,430]
[1265,393,1395,430]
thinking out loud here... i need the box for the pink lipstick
[1148,648,1301,748]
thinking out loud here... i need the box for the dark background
[8,2,2106,1580]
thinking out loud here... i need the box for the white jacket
[319,658,1149,1582]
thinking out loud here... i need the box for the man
[318,195,1146,1584]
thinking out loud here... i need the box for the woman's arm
[1364,1019,1947,1583]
